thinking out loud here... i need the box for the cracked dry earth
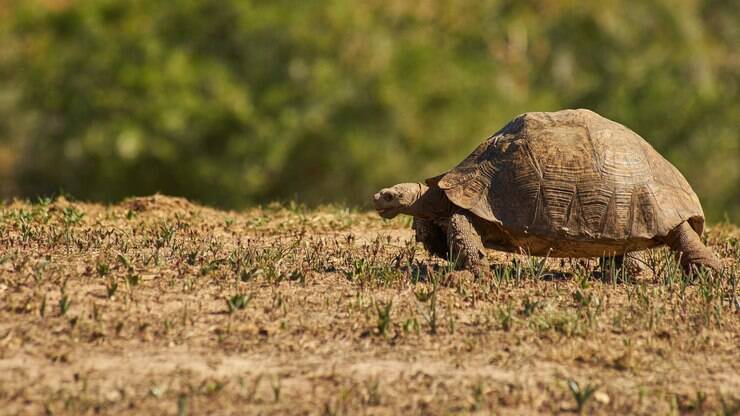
[0,195,738,415]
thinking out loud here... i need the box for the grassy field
[0,195,738,415]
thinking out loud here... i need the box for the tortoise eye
[383,193,394,201]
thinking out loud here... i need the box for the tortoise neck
[405,184,452,220]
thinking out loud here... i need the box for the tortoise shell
[427,109,704,257]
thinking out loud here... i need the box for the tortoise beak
[373,192,383,204]
[373,189,399,218]
[373,189,394,207]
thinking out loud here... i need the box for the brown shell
[428,109,704,254]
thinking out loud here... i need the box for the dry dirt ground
[0,195,738,415]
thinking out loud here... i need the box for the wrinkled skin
[374,183,489,276]
[373,183,425,219]
[373,183,452,221]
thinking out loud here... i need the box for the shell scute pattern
[434,109,703,248]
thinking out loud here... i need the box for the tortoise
[373,109,721,276]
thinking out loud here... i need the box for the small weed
[523,251,550,280]
[686,390,708,413]
[155,223,176,248]
[573,289,592,308]
[177,393,188,416]
[96,262,110,277]
[520,296,541,317]
[471,381,485,411]
[106,280,118,298]
[567,379,598,413]
[201,259,225,276]
[240,267,260,282]
[126,274,140,287]
[415,274,439,334]
[271,377,281,402]
[185,251,199,266]
[403,318,420,334]
[39,294,47,318]
[226,293,252,313]
[365,379,381,406]
[374,299,393,337]
[61,207,84,226]
[201,379,224,395]
[149,387,164,398]
[117,254,132,270]
[59,294,71,316]
[497,302,514,331]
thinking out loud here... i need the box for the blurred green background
[0,0,738,221]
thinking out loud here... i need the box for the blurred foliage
[0,0,737,221]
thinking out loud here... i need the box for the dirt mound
[122,194,198,213]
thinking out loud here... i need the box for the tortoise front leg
[665,221,721,274]
[447,211,488,277]
[413,217,449,259]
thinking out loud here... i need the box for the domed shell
[428,109,704,247]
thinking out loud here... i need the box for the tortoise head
[373,183,426,219]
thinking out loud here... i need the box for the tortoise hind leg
[665,221,721,274]
[447,211,489,277]
[413,218,449,259]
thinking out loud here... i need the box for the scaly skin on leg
[413,217,449,259]
[447,211,489,277]
[665,221,721,274]
[599,254,644,279]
